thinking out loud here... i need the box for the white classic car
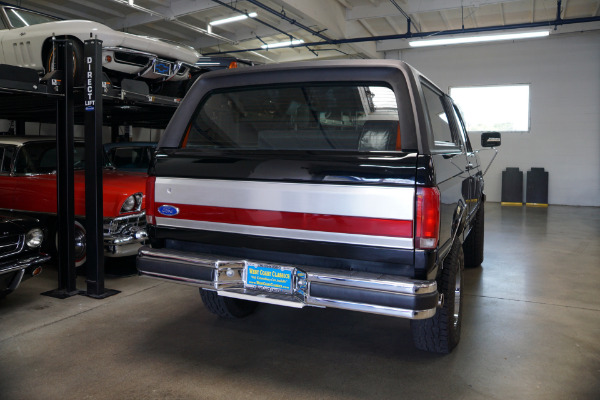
[0,4,201,95]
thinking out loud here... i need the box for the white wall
[386,30,600,207]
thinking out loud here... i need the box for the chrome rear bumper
[137,246,439,320]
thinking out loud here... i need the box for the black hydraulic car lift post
[42,39,81,299]
[82,37,118,299]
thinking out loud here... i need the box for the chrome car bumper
[104,212,148,257]
[103,47,195,82]
[0,254,51,275]
[137,247,439,320]
[0,254,50,292]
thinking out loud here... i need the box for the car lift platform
[0,65,180,129]
[0,57,182,300]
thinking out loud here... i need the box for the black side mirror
[481,132,501,147]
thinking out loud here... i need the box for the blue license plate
[246,264,293,292]
[153,61,171,76]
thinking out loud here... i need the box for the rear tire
[45,39,85,86]
[411,241,464,354]
[200,289,257,318]
[463,201,484,268]
[54,220,87,268]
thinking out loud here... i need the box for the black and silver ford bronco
[137,60,500,353]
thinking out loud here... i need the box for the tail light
[146,176,156,225]
[415,187,440,249]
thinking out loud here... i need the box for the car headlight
[26,228,44,248]
[121,195,136,212]
[120,192,143,213]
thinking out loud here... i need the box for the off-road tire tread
[411,242,464,354]
[463,201,485,268]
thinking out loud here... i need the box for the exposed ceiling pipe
[202,14,600,55]
[243,0,333,41]
[210,0,298,39]
[389,0,420,33]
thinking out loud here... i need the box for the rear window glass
[184,84,401,151]
[108,147,153,170]
[5,7,58,28]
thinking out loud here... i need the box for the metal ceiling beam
[23,0,99,21]
[203,14,600,55]
[107,0,218,29]
[346,0,523,20]
[210,0,295,40]
[385,16,404,34]
[279,0,381,59]
[358,19,378,36]
[439,10,450,30]
[244,0,332,41]
[108,0,235,44]
[471,8,479,28]
[70,0,126,18]
[131,23,192,42]
[336,0,353,9]
[389,0,420,32]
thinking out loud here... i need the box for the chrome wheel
[55,220,87,267]
[73,221,87,267]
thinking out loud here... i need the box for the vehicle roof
[161,59,426,151]
[200,59,416,80]
[0,136,82,146]
[104,142,157,149]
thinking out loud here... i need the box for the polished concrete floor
[1,203,599,399]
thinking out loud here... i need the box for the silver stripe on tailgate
[155,178,415,221]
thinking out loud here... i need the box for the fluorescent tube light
[210,12,257,26]
[409,30,550,47]
[261,39,305,49]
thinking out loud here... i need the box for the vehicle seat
[358,120,399,151]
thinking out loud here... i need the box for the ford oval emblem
[158,205,179,216]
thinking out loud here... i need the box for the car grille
[0,233,24,259]
[104,212,146,237]
[113,51,152,67]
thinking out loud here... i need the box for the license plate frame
[244,263,295,294]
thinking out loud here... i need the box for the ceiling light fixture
[261,39,304,49]
[210,12,257,26]
[408,30,550,48]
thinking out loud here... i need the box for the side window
[0,16,7,30]
[0,146,14,173]
[421,83,459,150]
[451,104,473,152]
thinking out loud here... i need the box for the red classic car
[0,136,147,266]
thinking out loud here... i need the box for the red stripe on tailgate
[156,204,413,238]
